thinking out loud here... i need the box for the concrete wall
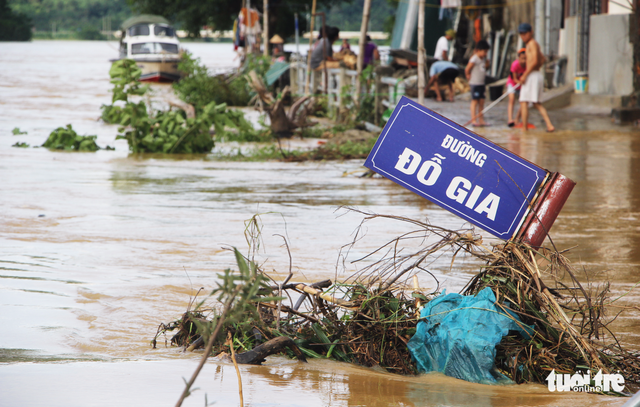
[562,16,579,86]
[588,13,633,96]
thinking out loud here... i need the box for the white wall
[609,1,633,14]
[588,13,633,95]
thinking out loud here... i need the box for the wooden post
[356,0,372,107]
[290,63,298,95]
[338,67,346,109]
[417,0,425,105]
[374,72,382,125]
[304,0,317,95]
[263,0,269,56]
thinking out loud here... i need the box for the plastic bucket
[575,73,588,93]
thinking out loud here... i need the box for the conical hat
[269,34,284,44]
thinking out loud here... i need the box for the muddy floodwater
[1,41,639,406]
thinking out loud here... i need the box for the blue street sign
[364,97,548,240]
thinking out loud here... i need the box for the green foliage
[299,126,324,139]
[100,104,124,124]
[191,248,280,352]
[1,0,32,41]
[12,127,27,135]
[214,136,376,162]
[324,0,396,32]
[106,58,259,153]
[77,25,105,40]
[127,0,343,39]
[9,0,131,35]
[356,94,375,123]
[109,59,149,104]
[172,52,248,109]
[42,124,101,151]
[12,141,29,148]
[173,52,271,110]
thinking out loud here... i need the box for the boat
[117,15,182,82]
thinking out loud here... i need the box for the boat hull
[134,59,181,83]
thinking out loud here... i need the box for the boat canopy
[121,15,170,30]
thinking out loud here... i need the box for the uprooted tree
[246,71,318,136]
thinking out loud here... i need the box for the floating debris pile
[154,209,640,394]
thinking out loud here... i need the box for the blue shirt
[429,61,458,77]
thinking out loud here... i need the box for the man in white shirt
[434,29,455,61]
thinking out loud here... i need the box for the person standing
[507,48,526,127]
[517,23,555,132]
[310,26,341,70]
[434,29,456,61]
[363,35,380,68]
[465,40,490,126]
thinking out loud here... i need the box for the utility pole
[304,0,317,95]
[263,0,269,56]
[417,0,425,105]
[356,0,372,107]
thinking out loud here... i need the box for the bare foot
[546,126,555,132]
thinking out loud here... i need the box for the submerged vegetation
[43,125,100,151]
[156,210,640,397]
[102,59,264,154]
[173,52,270,110]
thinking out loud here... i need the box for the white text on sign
[394,147,500,221]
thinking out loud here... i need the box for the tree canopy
[127,0,348,39]
[2,0,32,40]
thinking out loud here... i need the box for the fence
[288,59,405,125]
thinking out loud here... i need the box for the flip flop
[507,122,515,128]
[514,123,536,129]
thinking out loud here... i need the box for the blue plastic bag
[407,287,533,384]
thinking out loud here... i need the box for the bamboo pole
[295,283,357,309]
[355,0,372,107]
[417,0,425,105]
[304,0,317,95]
[263,0,269,56]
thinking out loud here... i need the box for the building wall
[588,13,633,96]
[562,16,579,84]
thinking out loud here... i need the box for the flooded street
[1,41,639,406]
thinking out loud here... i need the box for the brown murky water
[0,41,638,406]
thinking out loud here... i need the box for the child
[507,48,527,127]
[465,40,490,126]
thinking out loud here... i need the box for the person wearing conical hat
[269,34,285,60]
[269,34,284,44]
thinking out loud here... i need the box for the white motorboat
[118,15,181,82]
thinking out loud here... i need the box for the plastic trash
[407,287,533,384]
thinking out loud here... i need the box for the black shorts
[471,85,486,100]
[438,68,459,85]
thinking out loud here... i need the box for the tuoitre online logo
[546,369,625,392]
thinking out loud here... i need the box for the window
[128,24,150,37]
[154,25,175,37]
[131,43,179,55]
